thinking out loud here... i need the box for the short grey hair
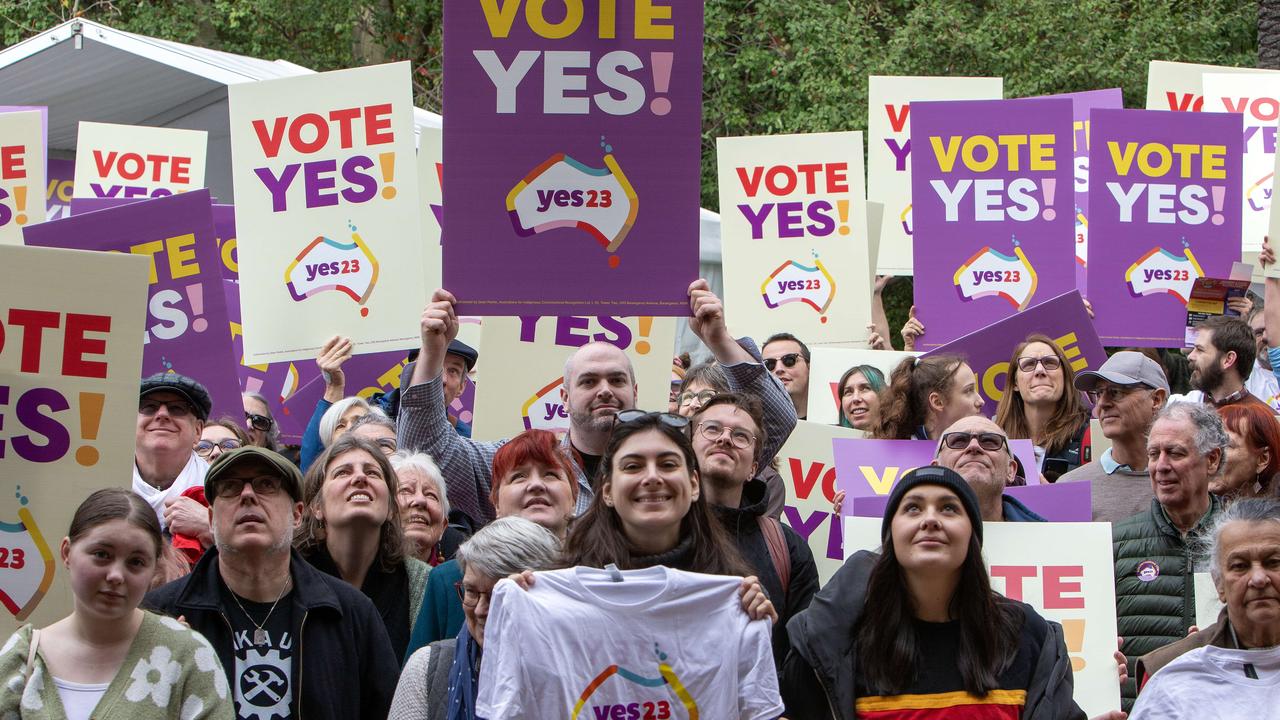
[319,396,372,447]
[1154,402,1228,474]
[349,408,394,435]
[679,361,729,394]
[455,516,560,580]
[1200,498,1280,582]
[389,450,450,520]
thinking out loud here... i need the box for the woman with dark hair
[1213,402,1280,500]
[838,364,887,432]
[782,466,1102,719]
[995,334,1092,481]
[876,354,984,440]
[0,488,232,719]
[296,434,429,662]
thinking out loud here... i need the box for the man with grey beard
[145,446,398,720]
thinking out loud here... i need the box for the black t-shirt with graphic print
[221,578,296,720]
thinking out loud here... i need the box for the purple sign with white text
[848,483,1091,523]
[1088,109,1243,347]
[832,438,1042,498]
[911,98,1075,348]
[442,1,703,316]
[22,190,243,420]
[923,290,1107,417]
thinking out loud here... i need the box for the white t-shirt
[132,453,209,529]
[1246,359,1280,411]
[476,565,783,720]
[1131,644,1280,719]
[52,676,109,720]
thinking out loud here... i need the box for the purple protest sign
[46,158,74,220]
[911,98,1075,348]
[22,190,243,420]
[832,438,1041,502]
[442,2,703,316]
[1088,109,1243,347]
[1044,89,1124,291]
[923,290,1106,417]
[212,204,237,280]
[849,482,1092,523]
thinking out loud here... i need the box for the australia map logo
[1125,241,1203,305]
[283,227,380,317]
[952,237,1038,310]
[760,253,836,323]
[0,491,56,622]
[572,644,698,719]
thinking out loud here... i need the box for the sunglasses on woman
[1015,355,1061,373]
[764,353,805,372]
[244,412,274,432]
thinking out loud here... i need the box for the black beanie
[881,466,984,545]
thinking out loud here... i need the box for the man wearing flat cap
[145,446,399,720]
[133,372,215,541]
[1058,352,1170,522]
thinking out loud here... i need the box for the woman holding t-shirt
[781,466,1121,720]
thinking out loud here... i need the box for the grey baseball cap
[1073,351,1170,393]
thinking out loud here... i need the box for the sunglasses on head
[941,431,1008,452]
[613,410,691,432]
[764,353,805,372]
[244,412,274,432]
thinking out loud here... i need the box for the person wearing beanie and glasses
[144,446,399,720]
[781,466,1114,720]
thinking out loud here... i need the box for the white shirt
[477,566,783,720]
[132,452,209,529]
[1246,359,1280,411]
[1131,644,1280,719]
[52,676,109,720]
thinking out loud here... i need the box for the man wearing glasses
[762,332,811,420]
[146,446,399,719]
[691,392,818,670]
[1058,352,1170,522]
[932,416,1045,522]
[398,281,797,527]
[133,373,215,542]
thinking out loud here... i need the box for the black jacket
[712,478,818,670]
[143,548,400,720]
[782,551,1086,720]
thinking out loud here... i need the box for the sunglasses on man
[940,431,1008,452]
[764,353,805,372]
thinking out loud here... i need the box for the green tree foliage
[0,0,1259,346]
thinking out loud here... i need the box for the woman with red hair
[1213,402,1280,501]
[403,429,578,658]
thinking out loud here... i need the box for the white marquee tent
[0,18,722,355]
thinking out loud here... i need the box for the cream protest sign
[845,517,1121,717]
[778,421,862,583]
[229,61,424,363]
[418,125,443,296]
[0,245,149,630]
[866,75,1003,275]
[1144,60,1276,112]
[470,316,676,442]
[1204,73,1280,254]
[73,121,207,200]
[805,347,917,426]
[0,110,44,246]
[717,132,871,345]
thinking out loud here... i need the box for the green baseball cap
[204,446,304,502]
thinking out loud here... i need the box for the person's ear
[1206,447,1224,476]
[688,470,700,502]
[560,384,568,405]
[928,390,946,413]
[60,537,71,567]
[601,481,614,508]
[293,501,305,529]
[1257,446,1272,477]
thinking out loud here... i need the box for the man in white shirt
[132,373,213,543]
[1245,306,1280,410]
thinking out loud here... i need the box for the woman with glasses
[782,466,1107,719]
[0,488,233,719]
[195,418,248,462]
[295,435,430,663]
[838,364,887,433]
[389,517,560,720]
[877,355,985,440]
[242,391,280,451]
[674,361,730,417]
[994,335,1091,482]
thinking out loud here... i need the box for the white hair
[389,451,450,520]
[1200,498,1280,583]
[319,396,372,447]
[455,516,560,580]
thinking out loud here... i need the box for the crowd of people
[6,249,1280,719]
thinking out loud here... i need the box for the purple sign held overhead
[848,483,1091,523]
[1088,109,1243,347]
[22,190,243,420]
[1044,89,1124,291]
[923,290,1107,417]
[911,98,1075,348]
[442,1,703,316]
